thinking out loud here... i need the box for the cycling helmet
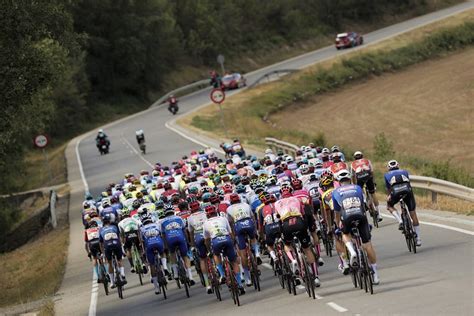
[314,160,323,169]
[387,160,400,170]
[331,145,340,153]
[291,178,303,190]
[136,191,144,199]
[299,164,309,175]
[252,161,261,170]
[164,204,175,216]
[155,200,164,209]
[321,148,330,155]
[87,220,99,229]
[232,175,241,185]
[201,192,212,203]
[254,185,265,195]
[332,152,343,162]
[319,174,334,187]
[205,204,218,218]
[85,192,94,201]
[209,192,220,204]
[142,215,153,225]
[229,193,241,204]
[223,183,233,194]
[132,199,141,209]
[121,208,131,217]
[335,169,352,182]
[102,198,111,208]
[285,156,294,163]
[280,186,293,197]
[235,184,246,194]
[353,151,364,160]
[309,174,318,182]
[138,206,149,216]
[321,169,333,178]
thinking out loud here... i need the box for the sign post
[210,88,228,138]
[34,134,56,228]
[217,54,226,75]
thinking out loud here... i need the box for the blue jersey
[100,207,119,224]
[160,215,186,239]
[384,169,410,190]
[99,225,121,247]
[140,223,162,247]
[332,184,365,217]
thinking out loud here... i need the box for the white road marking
[75,136,89,192]
[380,213,474,236]
[121,136,154,168]
[165,121,225,155]
[88,275,98,316]
[315,293,324,300]
[327,302,348,313]
[261,263,273,270]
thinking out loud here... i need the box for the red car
[335,32,364,49]
[221,73,247,90]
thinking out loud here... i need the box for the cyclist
[274,186,321,287]
[99,214,127,288]
[226,193,261,287]
[187,196,213,294]
[385,160,421,246]
[332,169,380,285]
[140,215,166,295]
[84,220,102,282]
[257,191,280,262]
[118,208,144,273]
[203,204,246,295]
[135,129,145,146]
[351,151,382,222]
[160,204,196,285]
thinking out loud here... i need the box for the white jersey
[118,217,141,234]
[203,216,232,239]
[226,202,253,222]
[187,211,207,235]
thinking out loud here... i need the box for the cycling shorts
[264,222,281,246]
[234,218,256,250]
[211,235,237,262]
[194,233,207,258]
[356,174,376,194]
[282,216,311,249]
[123,231,140,250]
[104,243,123,261]
[303,205,316,233]
[387,183,416,212]
[145,240,165,265]
[166,235,188,258]
[341,212,371,244]
[88,240,101,258]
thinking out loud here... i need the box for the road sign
[210,88,225,104]
[34,134,49,148]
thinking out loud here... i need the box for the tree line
[0,0,453,195]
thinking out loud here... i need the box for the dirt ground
[271,48,474,172]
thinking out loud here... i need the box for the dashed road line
[327,302,348,313]
[121,135,154,168]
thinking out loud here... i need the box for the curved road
[57,2,474,315]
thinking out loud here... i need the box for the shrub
[373,133,395,160]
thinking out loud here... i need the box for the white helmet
[387,160,399,170]
[299,164,309,174]
[98,129,104,133]
[322,148,330,154]
[331,145,340,153]
[265,148,273,155]
[285,156,294,163]
[335,169,351,182]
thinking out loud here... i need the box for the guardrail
[248,69,298,89]
[151,78,211,107]
[265,137,474,203]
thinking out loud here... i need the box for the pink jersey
[274,196,304,221]
[293,189,312,206]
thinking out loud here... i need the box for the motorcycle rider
[135,130,145,146]
[168,95,178,114]
[95,129,110,150]
[210,70,222,88]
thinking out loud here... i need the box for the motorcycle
[168,100,179,115]
[139,140,146,154]
[98,139,109,155]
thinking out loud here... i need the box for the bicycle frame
[153,249,167,299]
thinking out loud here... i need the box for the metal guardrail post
[50,190,57,229]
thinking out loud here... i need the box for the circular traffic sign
[34,134,49,148]
[210,88,225,104]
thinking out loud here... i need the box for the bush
[373,133,395,160]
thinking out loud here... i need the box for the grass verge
[0,226,69,308]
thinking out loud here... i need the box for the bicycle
[222,254,240,306]
[97,253,110,295]
[206,255,222,301]
[244,238,261,292]
[345,222,374,295]
[153,249,167,299]
[174,248,190,298]
[131,244,144,285]
[364,185,379,228]
[291,235,316,300]
[111,253,124,299]
[192,248,206,287]
[317,210,333,257]
[400,196,417,254]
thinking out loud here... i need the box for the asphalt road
[56,2,474,315]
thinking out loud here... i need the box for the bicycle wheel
[100,264,109,295]
[228,266,240,306]
[250,254,261,292]
[402,214,412,252]
[178,259,190,298]
[362,250,373,295]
